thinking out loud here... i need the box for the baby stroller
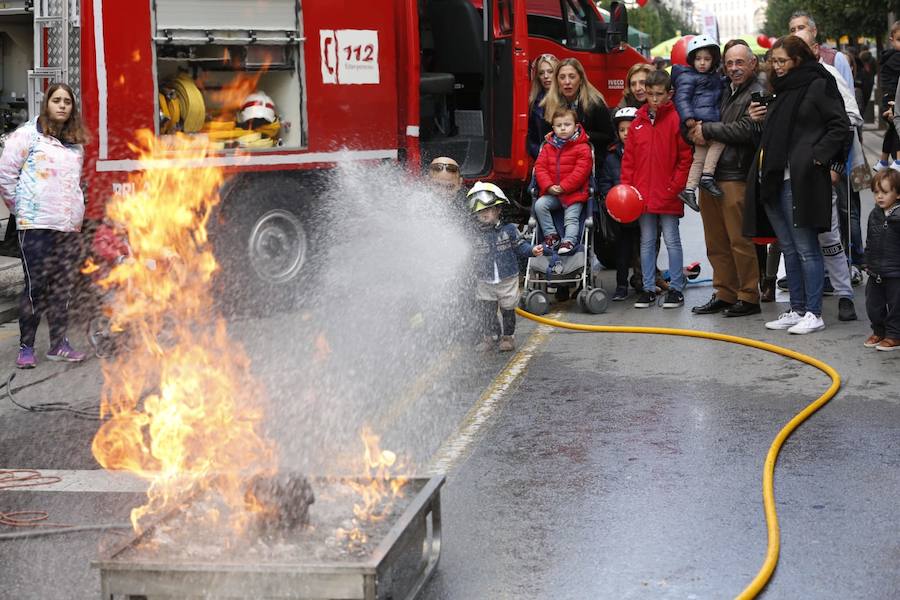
[520,143,608,316]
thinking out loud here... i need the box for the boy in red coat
[620,70,693,309]
[533,107,593,255]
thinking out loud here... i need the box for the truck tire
[211,174,320,314]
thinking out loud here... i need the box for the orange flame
[200,55,272,122]
[335,427,408,546]
[91,130,275,533]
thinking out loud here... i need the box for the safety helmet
[238,91,277,124]
[686,34,721,71]
[467,181,509,213]
[613,106,638,124]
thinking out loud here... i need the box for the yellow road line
[424,314,558,476]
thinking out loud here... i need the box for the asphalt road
[0,131,898,599]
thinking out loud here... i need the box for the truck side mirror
[605,2,628,53]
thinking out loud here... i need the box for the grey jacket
[701,75,764,182]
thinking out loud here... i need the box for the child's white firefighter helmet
[686,34,721,70]
[467,181,509,213]
[613,106,638,124]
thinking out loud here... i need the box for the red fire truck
[0,0,643,305]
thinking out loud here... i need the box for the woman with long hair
[527,53,559,159]
[619,62,653,108]
[540,57,615,160]
[0,82,89,367]
[744,36,850,335]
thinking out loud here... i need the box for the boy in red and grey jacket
[620,69,693,309]
[533,107,593,255]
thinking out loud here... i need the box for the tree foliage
[623,0,696,45]
[764,0,900,41]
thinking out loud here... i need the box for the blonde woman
[619,62,653,108]
[0,83,88,368]
[527,53,559,159]
[541,58,615,162]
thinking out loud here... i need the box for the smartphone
[751,91,773,106]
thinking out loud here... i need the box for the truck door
[490,0,529,182]
[419,0,527,181]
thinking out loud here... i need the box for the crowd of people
[432,10,899,353]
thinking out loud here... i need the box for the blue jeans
[639,213,684,292]
[763,181,824,316]
[534,195,582,244]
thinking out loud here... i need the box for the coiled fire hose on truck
[515,308,841,600]
[168,74,206,133]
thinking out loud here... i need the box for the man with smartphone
[688,40,765,317]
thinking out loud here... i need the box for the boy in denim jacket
[468,182,542,352]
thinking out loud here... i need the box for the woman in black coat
[744,35,850,334]
[540,57,615,166]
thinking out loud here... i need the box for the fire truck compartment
[152,0,306,150]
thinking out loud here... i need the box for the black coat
[527,91,550,160]
[575,100,614,172]
[701,75,763,182]
[865,206,900,278]
[743,77,850,237]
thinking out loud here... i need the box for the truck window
[526,0,593,49]
[525,1,564,44]
[563,0,593,50]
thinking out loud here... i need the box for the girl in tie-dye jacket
[0,82,88,368]
[0,116,84,231]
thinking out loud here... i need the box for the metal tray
[93,475,444,600]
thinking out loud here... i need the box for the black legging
[477,301,515,337]
[18,229,80,348]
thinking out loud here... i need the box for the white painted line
[1,469,148,493]
[424,318,556,476]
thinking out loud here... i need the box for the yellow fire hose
[515,308,841,600]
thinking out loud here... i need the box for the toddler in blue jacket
[468,182,542,352]
[672,34,726,212]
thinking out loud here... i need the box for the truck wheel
[212,175,318,313]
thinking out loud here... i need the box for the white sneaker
[788,312,825,334]
[874,160,890,172]
[892,160,900,172]
[765,310,804,330]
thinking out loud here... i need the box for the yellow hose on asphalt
[515,308,842,600]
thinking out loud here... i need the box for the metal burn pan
[93,475,444,600]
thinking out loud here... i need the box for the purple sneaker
[46,339,86,363]
[16,346,36,369]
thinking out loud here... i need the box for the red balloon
[670,35,695,66]
[757,34,771,49]
[636,0,648,6]
[606,184,644,224]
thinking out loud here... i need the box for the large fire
[91,130,276,533]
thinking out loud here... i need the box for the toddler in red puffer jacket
[533,107,593,255]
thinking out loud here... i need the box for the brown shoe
[863,334,884,348]
[498,335,515,352]
[876,337,900,352]
[475,336,495,352]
